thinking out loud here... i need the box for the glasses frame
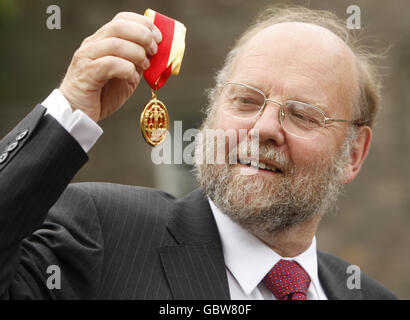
[221,82,364,139]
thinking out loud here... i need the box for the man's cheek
[289,142,323,166]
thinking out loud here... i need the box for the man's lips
[238,158,283,174]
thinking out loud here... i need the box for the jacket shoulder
[318,250,397,300]
[67,182,178,225]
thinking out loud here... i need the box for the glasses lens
[220,83,265,119]
[282,101,325,139]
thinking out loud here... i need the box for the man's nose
[251,101,285,146]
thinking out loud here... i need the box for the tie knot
[263,259,311,300]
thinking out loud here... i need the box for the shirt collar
[209,198,321,296]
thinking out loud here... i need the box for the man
[0,6,396,299]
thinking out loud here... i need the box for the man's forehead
[245,22,351,53]
[236,22,355,73]
[230,21,357,114]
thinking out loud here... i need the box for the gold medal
[139,9,186,147]
[140,89,169,146]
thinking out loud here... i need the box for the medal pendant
[140,89,169,146]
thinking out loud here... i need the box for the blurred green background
[0,0,409,299]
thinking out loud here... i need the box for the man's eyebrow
[287,95,329,111]
[244,82,330,112]
[286,93,329,113]
[260,84,329,110]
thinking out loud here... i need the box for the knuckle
[101,56,116,70]
[110,18,127,33]
[126,62,136,75]
[103,19,123,37]
[139,29,152,46]
[134,46,146,61]
[73,47,82,58]
[81,36,92,46]
[108,37,122,52]
[72,48,85,65]
[91,60,108,79]
[141,15,152,26]
[113,12,128,20]
[139,16,154,30]
[113,11,141,21]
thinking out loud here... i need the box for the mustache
[232,140,294,174]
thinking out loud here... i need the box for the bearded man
[0,6,396,299]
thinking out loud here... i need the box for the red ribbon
[144,12,175,90]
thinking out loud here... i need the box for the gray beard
[193,125,351,237]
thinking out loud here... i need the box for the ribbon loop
[144,9,186,90]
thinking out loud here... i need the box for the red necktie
[263,259,311,300]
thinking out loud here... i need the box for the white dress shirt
[41,89,328,300]
[209,199,328,300]
[42,89,103,153]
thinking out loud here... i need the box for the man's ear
[341,126,372,184]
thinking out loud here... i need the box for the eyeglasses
[219,82,364,139]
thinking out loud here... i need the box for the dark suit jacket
[0,105,397,299]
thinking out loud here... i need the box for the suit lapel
[159,188,230,300]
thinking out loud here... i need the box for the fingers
[103,19,159,56]
[59,11,165,122]
[87,56,138,86]
[113,12,162,42]
[82,37,150,71]
[75,11,164,85]
[85,13,162,58]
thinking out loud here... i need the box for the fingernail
[153,28,162,43]
[150,41,158,55]
[143,58,150,70]
[134,72,141,83]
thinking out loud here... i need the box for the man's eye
[234,96,258,105]
[293,112,309,120]
[291,112,321,126]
